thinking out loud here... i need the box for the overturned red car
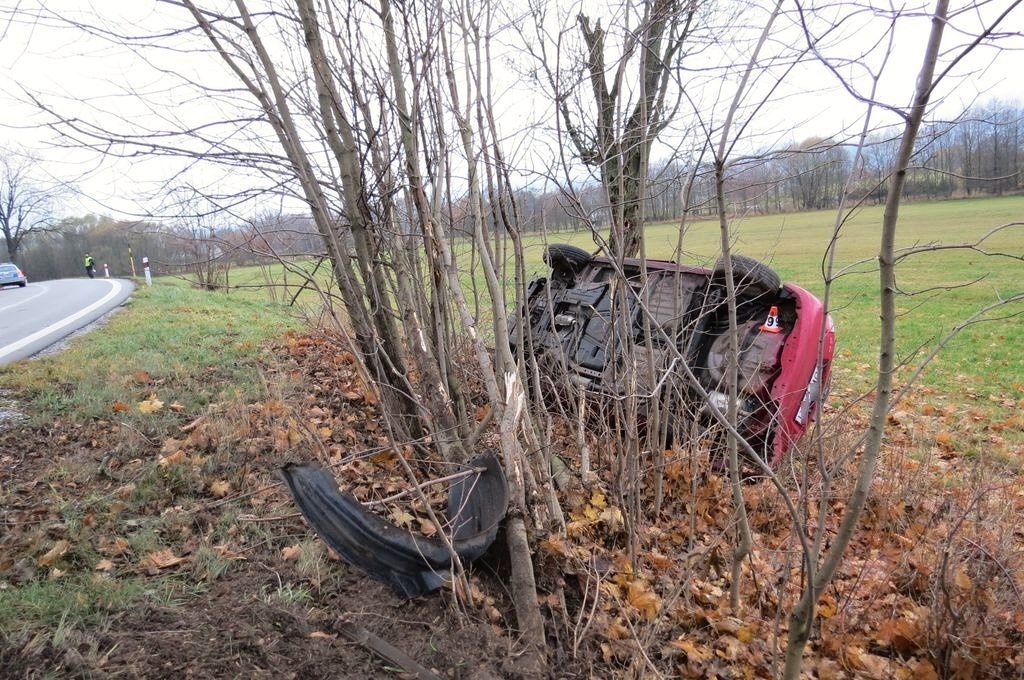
[514,245,836,465]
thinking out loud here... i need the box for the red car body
[765,282,836,461]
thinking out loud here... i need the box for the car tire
[714,254,781,298]
[543,244,591,275]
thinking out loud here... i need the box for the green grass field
[209,195,1023,431]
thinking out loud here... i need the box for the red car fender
[770,283,836,463]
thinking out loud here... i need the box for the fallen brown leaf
[208,479,231,497]
[138,395,164,414]
[141,549,188,570]
[37,539,70,567]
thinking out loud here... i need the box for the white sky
[1,0,1022,220]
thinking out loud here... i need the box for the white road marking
[0,280,128,361]
[0,283,49,312]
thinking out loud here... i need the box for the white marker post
[104,263,110,278]
[143,256,152,286]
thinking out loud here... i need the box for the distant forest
[13,99,1021,282]
[512,99,1024,231]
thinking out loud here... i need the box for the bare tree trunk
[180,0,428,442]
[713,159,753,612]
[782,1,949,674]
[291,0,425,443]
[375,0,471,463]
[436,10,548,668]
[555,0,694,258]
[708,0,784,610]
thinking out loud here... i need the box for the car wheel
[714,254,781,298]
[543,244,591,276]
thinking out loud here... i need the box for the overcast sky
[1,0,1022,221]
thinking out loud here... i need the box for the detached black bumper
[280,451,508,598]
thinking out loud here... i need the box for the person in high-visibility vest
[84,253,96,278]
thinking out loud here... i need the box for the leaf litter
[1,328,1022,678]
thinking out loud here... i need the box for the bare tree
[782,137,851,210]
[783,0,1024,675]
[0,147,65,263]
[521,0,697,258]
[178,0,549,669]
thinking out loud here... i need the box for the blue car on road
[0,263,28,288]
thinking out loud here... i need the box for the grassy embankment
[3,282,305,426]
[0,282,310,661]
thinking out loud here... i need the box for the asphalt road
[0,277,136,365]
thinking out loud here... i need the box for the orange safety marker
[760,305,781,333]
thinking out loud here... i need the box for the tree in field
[621,0,1024,674]
[519,0,698,258]
[782,137,851,210]
[968,100,1022,195]
[0,148,65,263]
[780,0,1024,675]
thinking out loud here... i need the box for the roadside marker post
[104,263,110,278]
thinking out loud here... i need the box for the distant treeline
[502,99,1023,231]
[14,101,1021,281]
[16,214,322,283]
